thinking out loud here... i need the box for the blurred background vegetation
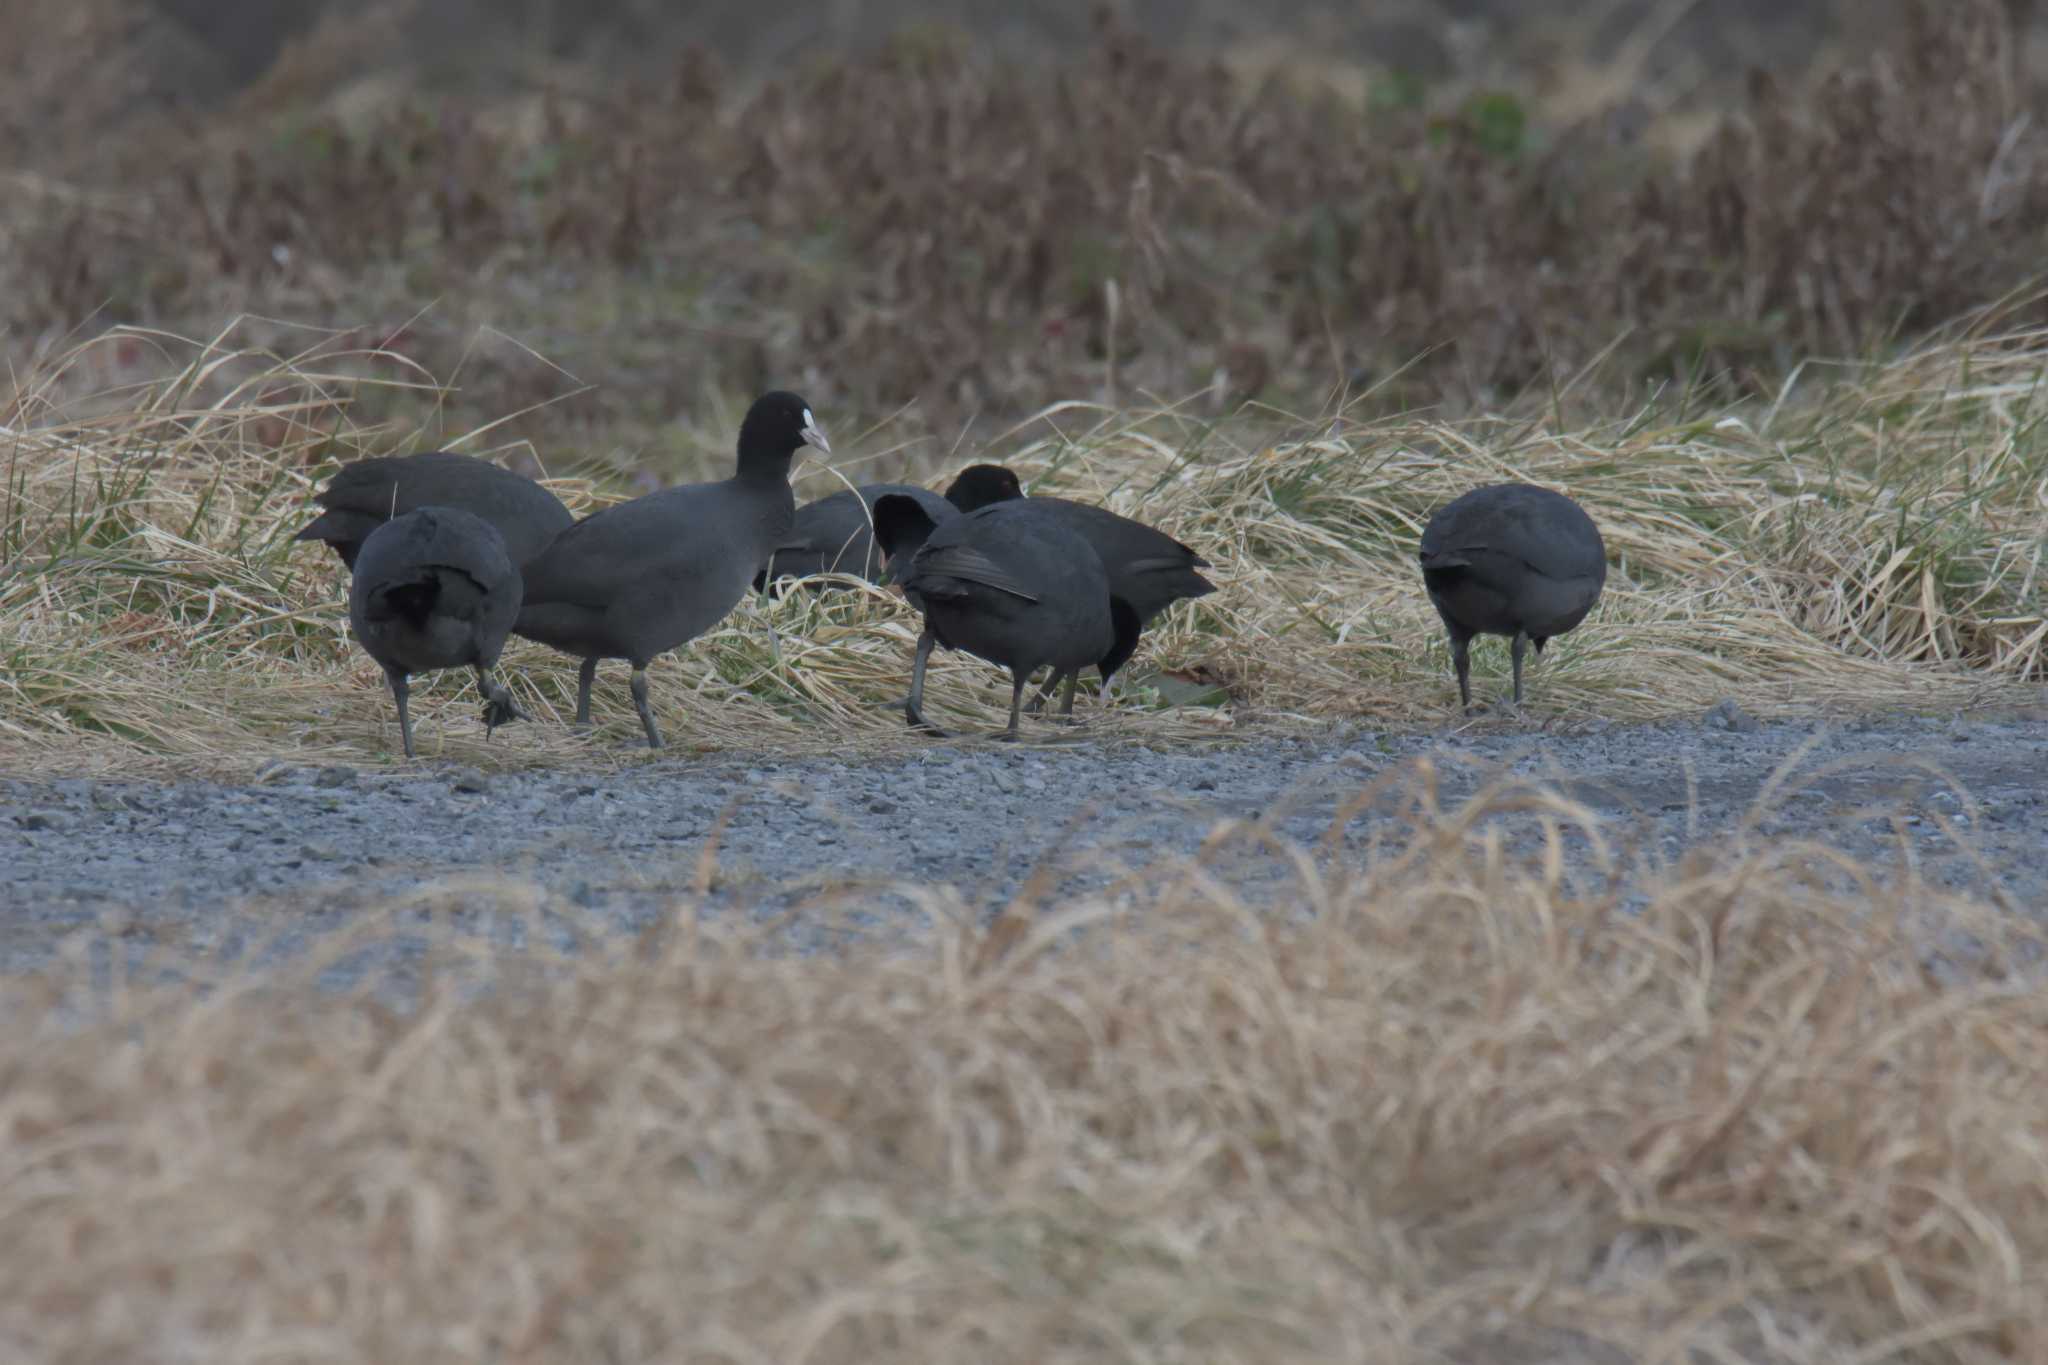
[3,0,2043,481]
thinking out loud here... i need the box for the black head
[736,390,830,479]
[871,493,940,578]
[943,463,1025,512]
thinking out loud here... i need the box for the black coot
[872,494,1134,740]
[1417,482,1607,712]
[943,463,1213,702]
[347,506,525,759]
[759,483,957,589]
[940,464,1024,513]
[297,451,573,571]
[512,391,829,749]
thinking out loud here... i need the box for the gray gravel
[4,704,2046,988]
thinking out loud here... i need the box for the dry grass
[2,770,2045,1361]
[6,0,2042,451]
[7,14,2047,1360]
[3,311,2045,774]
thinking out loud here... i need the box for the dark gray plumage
[512,391,829,749]
[296,451,573,572]
[1417,482,1607,712]
[943,463,1214,699]
[756,466,1026,594]
[873,494,1133,740]
[760,483,958,587]
[347,506,525,759]
[940,463,1030,515]
[935,464,1025,514]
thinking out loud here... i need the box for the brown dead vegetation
[2,773,2045,1362]
[6,1,2045,443]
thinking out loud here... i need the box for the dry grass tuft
[3,314,2045,772]
[3,772,2044,1361]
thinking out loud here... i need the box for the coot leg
[1510,630,1528,706]
[1026,670,1083,721]
[475,664,525,735]
[905,628,947,736]
[1023,673,1061,715]
[386,667,416,760]
[629,665,663,749]
[574,656,598,728]
[1449,628,1475,713]
[994,671,1026,741]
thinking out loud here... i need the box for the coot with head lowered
[872,494,1133,740]
[759,465,1027,592]
[1417,482,1607,712]
[943,462,1212,703]
[347,506,526,758]
[759,482,955,589]
[297,451,572,572]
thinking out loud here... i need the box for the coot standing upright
[347,506,526,759]
[513,391,829,749]
[1417,482,1607,712]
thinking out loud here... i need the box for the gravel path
[4,704,2046,984]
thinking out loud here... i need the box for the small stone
[450,769,489,795]
[314,765,359,789]
[867,798,897,815]
[17,811,70,832]
[301,842,340,862]
[1704,698,1760,734]
[1192,776,1217,792]
[987,768,1018,795]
